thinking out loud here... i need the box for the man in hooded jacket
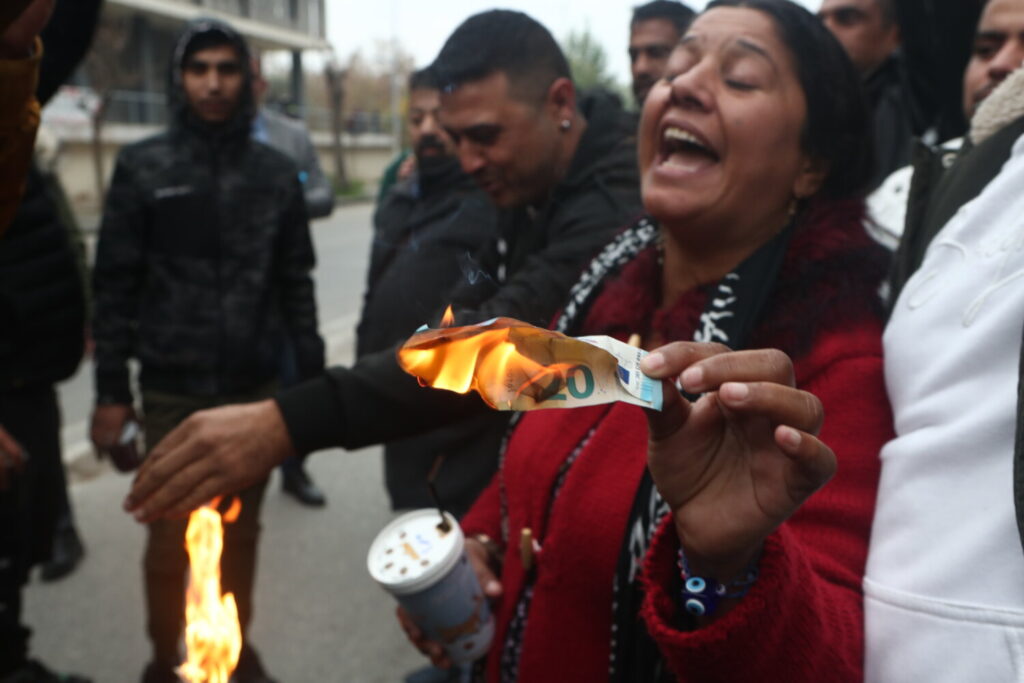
[90,19,323,683]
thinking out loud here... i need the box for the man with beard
[91,18,323,683]
[357,67,500,519]
[628,1,695,107]
[122,9,641,526]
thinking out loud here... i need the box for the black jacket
[357,157,497,357]
[357,157,503,514]
[279,90,642,455]
[865,56,917,191]
[92,20,323,403]
[890,115,1024,305]
[0,0,103,392]
[0,167,86,392]
[358,158,504,512]
[866,0,986,191]
[893,0,985,142]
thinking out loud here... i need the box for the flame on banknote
[397,318,581,409]
[440,305,456,328]
[398,317,664,412]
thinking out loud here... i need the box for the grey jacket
[260,107,335,219]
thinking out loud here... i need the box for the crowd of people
[2,0,1023,681]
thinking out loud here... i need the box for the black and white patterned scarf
[607,220,795,683]
[494,216,794,682]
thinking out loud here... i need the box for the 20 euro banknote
[397,317,663,412]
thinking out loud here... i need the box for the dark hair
[430,10,571,105]
[179,23,240,67]
[408,67,441,92]
[876,0,897,27]
[706,0,874,198]
[632,0,696,33]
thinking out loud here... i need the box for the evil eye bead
[685,577,706,593]
[684,598,707,616]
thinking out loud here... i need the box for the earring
[787,197,799,218]
[560,119,572,131]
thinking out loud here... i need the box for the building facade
[43,0,394,222]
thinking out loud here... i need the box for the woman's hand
[640,342,835,582]
[396,537,502,669]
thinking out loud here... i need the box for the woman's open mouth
[658,126,720,173]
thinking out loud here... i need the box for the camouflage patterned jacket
[92,124,324,404]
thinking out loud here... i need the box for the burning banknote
[397,316,663,411]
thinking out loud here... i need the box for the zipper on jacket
[212,144,226,396]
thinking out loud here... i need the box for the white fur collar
[970,66,1024,145]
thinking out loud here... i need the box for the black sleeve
[277,350,486,454]
[37,0,103,106]
[92,149,145,404]
[276,155,641,455]
[895,0,986,139]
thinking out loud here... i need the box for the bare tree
[82,13,136,203]
[562,28,627,100]
[324,57,348,190]
[341,43,415,136]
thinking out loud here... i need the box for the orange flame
[177,500,242,683]
[222,497,242,524]
[440,305,455,328]
[398,319,580,409]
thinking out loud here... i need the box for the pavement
[23,204,431,682]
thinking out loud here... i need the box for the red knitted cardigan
[460,198,894,682]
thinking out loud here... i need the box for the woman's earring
[560,119,572,131]
[788,197,799,218]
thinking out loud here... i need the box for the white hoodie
[865,67,1024,682]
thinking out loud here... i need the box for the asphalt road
[23,203,430,682]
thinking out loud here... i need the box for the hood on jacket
[168,17,255,141]
[564,90,634,180]
[970,66,1024,146]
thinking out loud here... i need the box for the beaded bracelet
[677,547,760,617]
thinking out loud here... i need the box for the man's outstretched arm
[125,400,294,521]
[125,138,642,520]
[124,347,487,521]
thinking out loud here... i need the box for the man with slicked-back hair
[124,10,643,535]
